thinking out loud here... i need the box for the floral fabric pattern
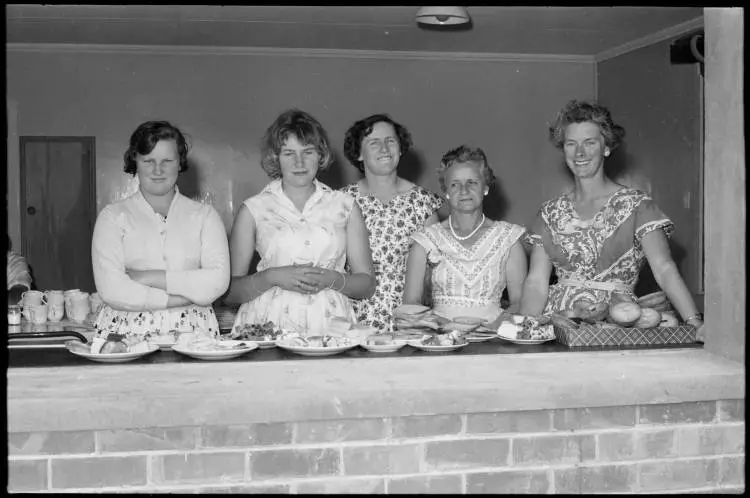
[95,305,218,339]
[232,179,357,336]
[526,188,674,313]
[411,220,525,321]
[341,183,443,331]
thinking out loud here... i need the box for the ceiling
[5,5,704,56]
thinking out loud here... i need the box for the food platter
[65,340,159,363]
[242,339,277,349]
[464,333,494,343]
[275,336,358,357]
[406,339,469,352]
[172,340,257,360]
[494,335,555,345]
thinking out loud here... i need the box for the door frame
[18,136,97,264]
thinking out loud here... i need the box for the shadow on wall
[318,149,347,190]
[177,158,201,200]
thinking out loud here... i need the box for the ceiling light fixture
[415,6,471,26]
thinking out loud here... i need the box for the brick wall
[8,399,744,493]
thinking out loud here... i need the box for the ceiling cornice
[5,43,596,64]
[594,16,704,63]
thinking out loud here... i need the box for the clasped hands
[270,263,341,295]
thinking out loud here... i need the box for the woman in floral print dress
[341,114,443,331]
[519,100,705,341]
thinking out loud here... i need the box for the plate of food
[360,333,407,353]
[231,321,284,348]
[464,333,495,343]
[145,329,182,350]
[275,333,358,357]
[496,315,556,345]
[65,334,159,363]
[407,331,469,352]
[172,334,258,360]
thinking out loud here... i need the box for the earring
[445,194,450,200]
[484,191,489,196]
[604,150,610,157]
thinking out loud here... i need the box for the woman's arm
[162,207,231,306]
[504,241,528,313]
[92,208,170,312]
[641,230,703,325]
[403,242,428,305]
[424,212,440,227]
[519,244,553,316]
[336,203,376,299]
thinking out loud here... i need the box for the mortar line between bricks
[46,456,52,491]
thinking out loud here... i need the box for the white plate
[495,335,555,345]
[243,339,277,349]
[65,341,160,363]
[150,337,177,350]
[276,339,358,357]
[407,340,469,352]
[172,340,258,360]
[465,334,494,343]
[359,341,407,353]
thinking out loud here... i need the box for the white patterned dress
[524,187,674,313]
[411,220,526,322]
[231,179,357,336]
[340,183,443,331]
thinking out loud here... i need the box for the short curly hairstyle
[123,121,190,176]
[260,109,333,179]
[548,100,626,151]
[343,114,413,173]
[437,145,495,193]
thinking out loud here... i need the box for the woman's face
[278,134,320,188]
[136,139,180,198]
[563,121,610,179]
[444,161,488,213]
[359,121,401,176]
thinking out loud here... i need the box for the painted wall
[597,38,704,299]
[6,47,595,248]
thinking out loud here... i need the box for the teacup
[47,303,65,322]
[65,291,90,321]
[44,290,65,307]
[27,303,48,324]
[21,290,47,308]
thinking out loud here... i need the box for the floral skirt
[232,287,356,337]
[94,304,219,339]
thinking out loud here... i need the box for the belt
[557,278,633,293]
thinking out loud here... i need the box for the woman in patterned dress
[519,100,705,340]
[92,121,230,338]
[341,114,443,331]
[403,146,528,322]
[226,109,375,336]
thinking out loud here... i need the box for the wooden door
[20,137,96,292]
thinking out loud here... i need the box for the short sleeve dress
[525,187,674,313]
[231,179,357,336]
[340,183,443,331]
[411,220,526,322]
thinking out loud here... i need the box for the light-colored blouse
[231,179,357,336]
[411,220,526,321]
[91,187,230,336]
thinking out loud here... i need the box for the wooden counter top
[8,348,744,432]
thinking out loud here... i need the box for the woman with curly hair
[91,120,230,338]
[403,145,527,321]
[226,109,375,336]
[519,100,705,340]
[340,114,443,331]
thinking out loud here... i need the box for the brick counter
[7,349,745,493]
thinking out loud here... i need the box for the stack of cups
[21,290,48,324]
[44,290,65,322]
[64,289,91,323]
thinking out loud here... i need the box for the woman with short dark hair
[92,120,230,338]
[226,109,375,336]
[341,113,443,331]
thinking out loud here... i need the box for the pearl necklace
[449,214,485,241]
